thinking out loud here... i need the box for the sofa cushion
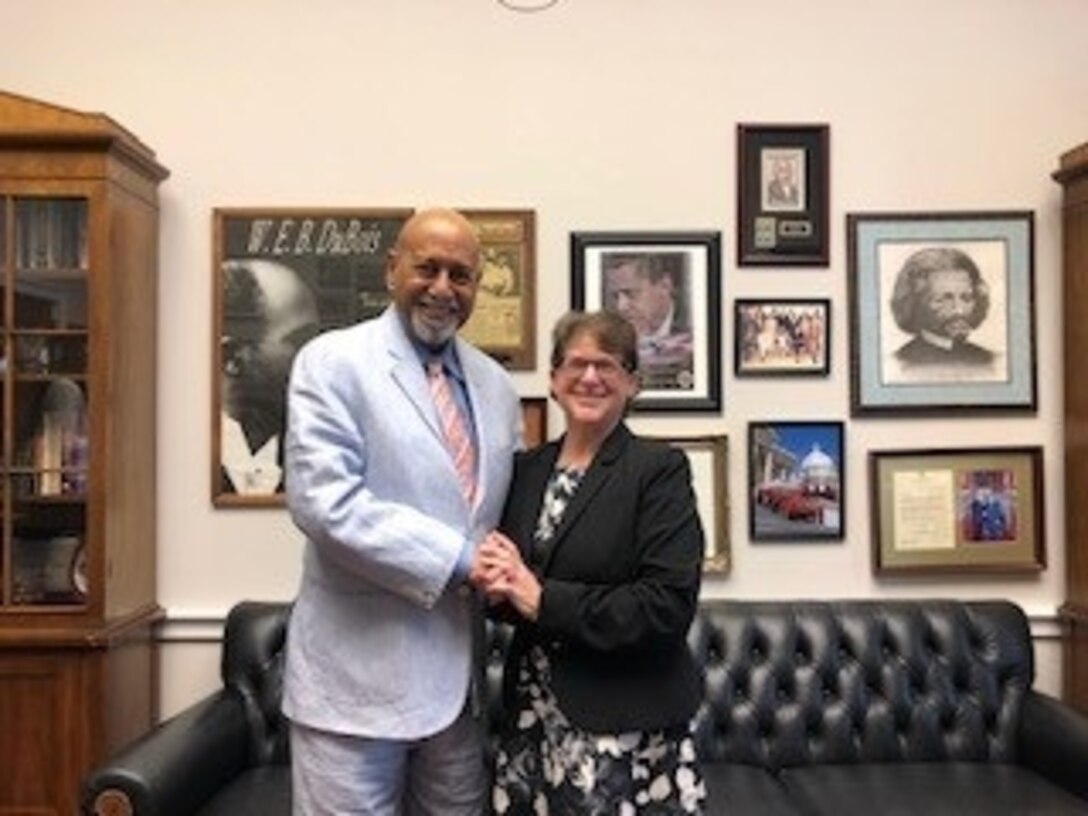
[196,766,290,816]
[780,762,1088,816]
[701,763,803,816]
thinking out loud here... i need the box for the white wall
[0,0,1085,716]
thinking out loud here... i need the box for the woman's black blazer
[498,422,704,733]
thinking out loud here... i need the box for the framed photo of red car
[737,124,830,267]
[571,231,722,413]
[735,298,830,377]
[870,447,1044,576]
[848,211,1036,416]
[748,420,844,542]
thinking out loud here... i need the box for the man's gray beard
[411,313,458,348]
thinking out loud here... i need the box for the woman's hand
[471,531,541,621]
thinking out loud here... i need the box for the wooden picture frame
[870,447,1045,575]
[737,124,830,266]
[459,209,537,370]
[519,397,548,448]
[735,298,830,377]
[848,211,1037,415]
[571,231,722,413]
[748,420,844,542]
[212,207,413,506]
[648,434,730,574]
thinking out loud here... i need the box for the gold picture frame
[460,209,537,370]
[649,434,730,574]
[870,446,1045,575]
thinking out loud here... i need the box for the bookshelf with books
[0,90,168,815]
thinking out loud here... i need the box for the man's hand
[469,531,541,621]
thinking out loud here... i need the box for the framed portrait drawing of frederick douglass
[848,211,1036,416]
[212,207,413,506]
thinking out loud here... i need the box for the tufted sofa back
[218,598,1034,777]
[688,599,1033,771]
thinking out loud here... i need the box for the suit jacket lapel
[382,309,445,442]
[537,424,631,575]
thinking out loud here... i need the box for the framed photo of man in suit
[737,123,830,266]
[212,207,413,506]
[848,211,1036,416]
[571,231,722,413]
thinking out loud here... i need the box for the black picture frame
[848,210,1037,416]
[212,207,413,507]
[734,298,831,377]
[748,420,844,542]
[737,123,830,267]
[570,231,722,413]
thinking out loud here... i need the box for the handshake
[467,531,542,621]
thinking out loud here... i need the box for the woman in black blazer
[478,310,706,814]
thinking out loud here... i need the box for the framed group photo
[870,447,1044,575]
[736,123,830,266]
[571,231,722,412]
[848,211,1036,416]
[212,207,413,506]
[748,420,844,542]
[735,298,830,376]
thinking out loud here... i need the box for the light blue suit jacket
[281,307,520,739]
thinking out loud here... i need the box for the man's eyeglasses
[556,355,630,380]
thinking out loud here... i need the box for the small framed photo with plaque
[737,124,830,267]
[870,446,1045,576]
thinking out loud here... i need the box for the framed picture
[212,207,413,506]
[870,447,1045,575]
[748,420,844,541]
[848,211,1036,415]
[737,124,830,266]
[520,397,548,448]
[571,231,722,413]
[648,434,730,574]
[734,298,830,376]
[459,209,537,370]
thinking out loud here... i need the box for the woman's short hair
[550,310,639,373]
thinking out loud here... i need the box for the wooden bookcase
[1057,140,1088,715]
[0,90,167,815]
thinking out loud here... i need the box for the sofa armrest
[1018,690,1088,801]
[81,689,252,816]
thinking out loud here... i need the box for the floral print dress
[492,465,707,815]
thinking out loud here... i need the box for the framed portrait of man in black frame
[737,123,830,267]
[570,231,722,413]
[847,210,1037,416]
[212,206,413,507]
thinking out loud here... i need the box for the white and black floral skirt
[492,645,706,815]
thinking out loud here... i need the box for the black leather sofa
[82,599,1088,815]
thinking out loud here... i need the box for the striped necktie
[426,360,477,505]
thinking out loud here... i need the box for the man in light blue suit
[282,208,521,814]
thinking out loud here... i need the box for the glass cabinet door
[2,195,89,607]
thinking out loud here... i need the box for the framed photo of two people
[571,231,722,413]
[848,211,1037,415]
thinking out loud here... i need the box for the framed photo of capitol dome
[748,420,844,542]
